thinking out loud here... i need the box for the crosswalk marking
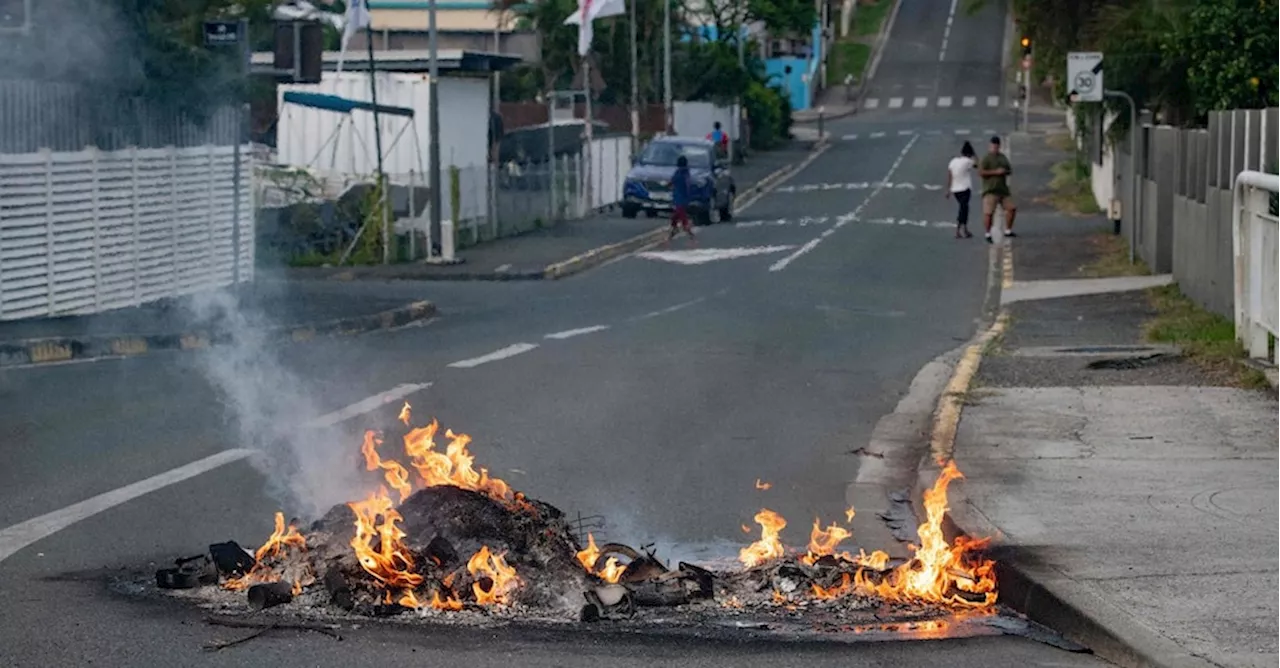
[937,96,952,108]
[869,131,886,138]
[842,133,858,140]
[986,96,1000,107]
[888,97,904,109]
[955,129,971,135]
[912,97,928,108]
[898,129,914,136]
[864,98,880,109]
[962,96,976,107]
[857,95,1005,111]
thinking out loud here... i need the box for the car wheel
[621,204,639,219]
[719,190,735,222]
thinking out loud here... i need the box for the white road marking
[912,97,928,108]
[898,129,915,136]
[0,449,256,564]
[0,380,435,564]
[939,0,958,61]
[736,216,831,228]
[864,98,880,110]
[312,382,433,427]
[955,128,972,135]
[544,325,610,340]
[637,245,796,266]
[842,133,859,140]
[633,297,707,320]
[983,129,997,135]
[494,264,512,272]
[962,96,976,107]
[774,181,946,193]
[987,96,1000,107]
[937,96,952,108]
[769,134,920,272]
[870,131,886,138]
[447,343,539,368]
[888,97,903,109]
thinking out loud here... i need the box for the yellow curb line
[1002,243,1014,289]
[928,311,1010,464]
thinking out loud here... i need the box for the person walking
[978,135,1016,243]
[668,155,695,241]
[707,121,729,160]
[945,141,977,239]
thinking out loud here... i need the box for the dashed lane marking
[447,343,539,369]
[544,325,610,340]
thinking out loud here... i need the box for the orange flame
[467,545,520,606]
[401,417,525,509]
[754,479,772,490]
[801,518,853,566]
[856,462,997,608]
[223,512,309,591]
[812,572,855,600]
[738,508,787,568]
[348,487,424,604]
[360,431,413,503]
[431,589,464,611]
[398,401,412,425]
[574,533,623,583]
[856,548,891,570]
[845,506,856,523]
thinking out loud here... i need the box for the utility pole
[427,0,443,259]
[1104,89,1137,265]
[629,0,638,151]
[364,20,388,264]
[663,0,672,133]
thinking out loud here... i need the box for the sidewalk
[941,133,1279,668]
[289,141,816,283]
[0,280,435,368]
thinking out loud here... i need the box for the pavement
[0,0,1117,665]
[933,132,1280,668]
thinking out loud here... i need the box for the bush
[744,82,792,150]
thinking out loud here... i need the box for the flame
[845,506,856,523]
[431,590,464,611]
[856,462,997,608]
[740,524,752,534]
[738,508,787,568]
[812,572,855,600]
[223,512,309,591]
[348,487,424,604]
[401,416,525,509]
[575,533,624,583]
[467,545,520,606]
[856,548,891,570]
[360,431,413,503]
[755,479,772,490]
[398,401,412,425]
[399,589,423,609]
[801,518,853,566]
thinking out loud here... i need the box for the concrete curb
[0,300,436,369]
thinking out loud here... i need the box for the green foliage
[745,0,816,37]
[1176,0,1279,117]
[743,81,791,149]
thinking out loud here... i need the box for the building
[345,0,539,64]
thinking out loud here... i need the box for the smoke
[185,288,369,520]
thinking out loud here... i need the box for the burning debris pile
[155,403,997,625]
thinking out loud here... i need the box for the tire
[719,190,735,222]
[621,204,639,219]
[695,203,714,227]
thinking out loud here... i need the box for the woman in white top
[945,141,977,239]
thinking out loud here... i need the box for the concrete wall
[1083,106,1279,319]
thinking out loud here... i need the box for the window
[638,143,712,169]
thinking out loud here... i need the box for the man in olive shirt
[978,136,1017,243]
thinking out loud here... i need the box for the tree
[1173,0,1278,116]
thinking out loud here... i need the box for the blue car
[621,137,736,225]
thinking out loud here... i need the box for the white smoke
[185,289,369,520]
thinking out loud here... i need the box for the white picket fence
[0,145,253,321]
[1232,170,1279,365]
[580,135,632,213]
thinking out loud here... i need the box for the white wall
[278,72,491,177]
[673,101,741,141]
[0,145,253,320]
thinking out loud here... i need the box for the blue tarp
[282,91,415,118]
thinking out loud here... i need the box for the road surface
[0,0,1107,665]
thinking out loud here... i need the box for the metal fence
[0,144,253,321]
[1084,107,1279,319]
[0,80,240,154]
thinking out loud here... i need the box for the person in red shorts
[668,154,695,240]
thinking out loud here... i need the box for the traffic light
[0,0,30,33]
[1020,36,1032,57]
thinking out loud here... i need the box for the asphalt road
[0,0,1107,665]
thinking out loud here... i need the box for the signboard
[1067,52,1104,102]
[203,20,242,46]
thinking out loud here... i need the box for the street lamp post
[663,0,672,132]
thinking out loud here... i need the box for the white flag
[337,0,372,72]
[563,0,626,57]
